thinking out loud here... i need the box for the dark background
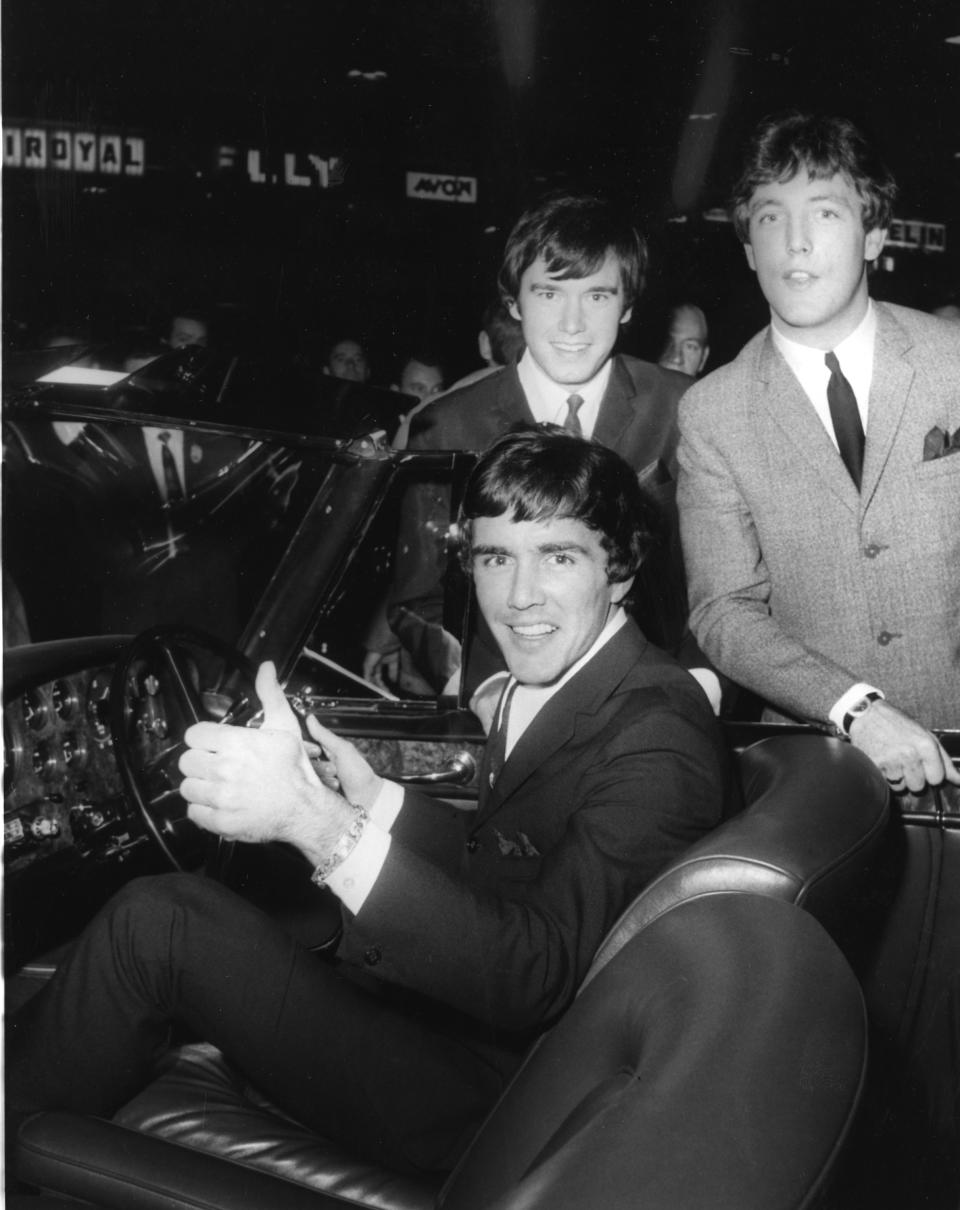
[4,0,959,378]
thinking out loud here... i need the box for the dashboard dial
[51,679,80,721]
[22,687,50,732]
[86,672,113,746]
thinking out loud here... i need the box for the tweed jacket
[339,619,730,1033]
[677,302,960,729]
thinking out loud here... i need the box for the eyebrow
[749,191,854,215]
[528,280,620,295]
[471,541,592,557]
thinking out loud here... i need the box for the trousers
[6,873,512,1174]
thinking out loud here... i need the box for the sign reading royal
[406,171,477,204]
[4,122,145,176]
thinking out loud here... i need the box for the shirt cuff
[369,778,404,832]
[325,819,392,915]
[687,668,722,716]
[829,682,884,732]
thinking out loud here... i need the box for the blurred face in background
[327,339,370,382]
[397,358,444,401]
[658,306,709,377]
[169,316,208,349]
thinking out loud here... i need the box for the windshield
[3,410,335,649]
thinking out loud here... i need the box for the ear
[478,330,492,363]
[698,345,710,374]
[390,384,399,392]
[619,305,633,327]
[610,576,634,605]
[507,298,521,322]
[744,243,757,272]
[322,366,331,376]
[864,226,886,262]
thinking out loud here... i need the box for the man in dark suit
[9,431,730,1177]
[367,193,711,712]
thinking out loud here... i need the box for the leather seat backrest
[583,733,889,988]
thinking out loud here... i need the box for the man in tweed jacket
[677,111,960,794]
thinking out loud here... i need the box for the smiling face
[508,253,632,386]
[744,171,887,350]
[471,511,631,686]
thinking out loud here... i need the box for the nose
[786,216,812,255]
[558,294,586,335]
[663,340,683,368]
[507,559,545,610]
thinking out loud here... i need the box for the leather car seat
[16,734,891,1210]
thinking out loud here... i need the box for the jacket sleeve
[340,691,726,1031]
[677,396,859,722]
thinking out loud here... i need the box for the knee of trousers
[101,873,229,954]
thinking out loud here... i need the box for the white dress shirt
[770,301,877,447]
[515,348,613,437]
[141,427,186,502]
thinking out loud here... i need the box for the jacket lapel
[493,365,538,432]
[755,332,860,514]
[592,356,637,450]
[478,621,646,822]
[859,304,913,512]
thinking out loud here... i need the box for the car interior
[4,348,960,1209]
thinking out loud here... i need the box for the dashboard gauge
[86,672,113,746]
[51,679,80,721]
[31,740,60,779]
[4,713,24,794]
[22,687,50,732]
[61,731,89,772]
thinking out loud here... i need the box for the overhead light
[347,69,388,81]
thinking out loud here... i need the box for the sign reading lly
[4,123,145,176]
[406,171,477,203]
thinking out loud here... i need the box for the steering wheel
[110,624,259,872]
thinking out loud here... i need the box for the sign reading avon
[406,171,477,203]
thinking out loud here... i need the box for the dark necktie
[564,393,584,437]
[485,679,518,788]
[824,352,864,489]
[158,431,185,504]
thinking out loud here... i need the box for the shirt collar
[516,348,613,429]
[771,300,876,375]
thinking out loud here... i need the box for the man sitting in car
[8,429,732,1177]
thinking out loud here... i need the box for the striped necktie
[485,679,518,788]
[563,394,584,437]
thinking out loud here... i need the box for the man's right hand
[848,699,960,793]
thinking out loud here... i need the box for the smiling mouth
[783,271,817,284]
[509,623,557,639]
[550,342,590,354]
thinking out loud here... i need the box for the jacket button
[466,838,479,853]
[863,544,880,558]
[877,631,893,646]
[363,946,382,966]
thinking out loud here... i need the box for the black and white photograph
[4,2,959,1207]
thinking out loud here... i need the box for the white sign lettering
[3,123,145,176]
[406,171,477,203]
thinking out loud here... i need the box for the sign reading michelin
[406,171,477,203]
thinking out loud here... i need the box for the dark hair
[730,112,898,243]
[497,193,647,312]
[480,299,525,366]
[459,427,660,583]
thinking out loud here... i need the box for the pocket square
[923,425,960,461]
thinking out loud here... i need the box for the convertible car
[4,344,959,1209]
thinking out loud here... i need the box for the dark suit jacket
[339,619,731,1037]
[389,356,697,688]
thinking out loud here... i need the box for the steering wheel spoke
[111,625,258,871]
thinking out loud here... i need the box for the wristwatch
[840,690,884,737]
